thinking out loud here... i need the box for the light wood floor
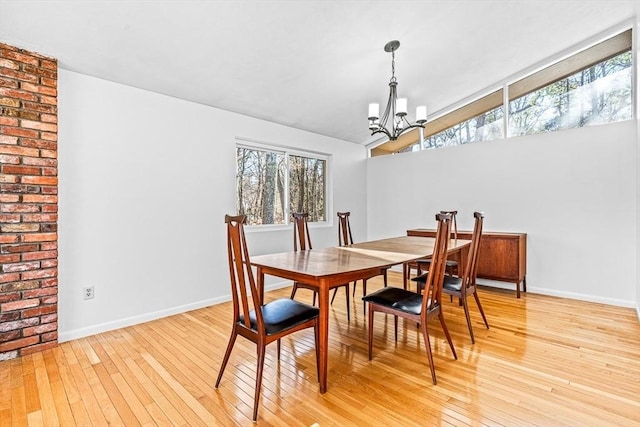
[1,272,639,426]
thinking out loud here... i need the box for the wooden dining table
[250,235,472,393]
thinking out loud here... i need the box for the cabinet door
[476,236,520,281]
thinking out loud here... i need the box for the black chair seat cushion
[412,273,461,291]
[363,287,435,316]
[416,258,458,268]
[442,276,463,292]
[240,298,319,335]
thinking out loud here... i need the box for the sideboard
[407,229,527,298]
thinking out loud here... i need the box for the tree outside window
[236,146,327,225]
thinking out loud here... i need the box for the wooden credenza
[407,229,527,298]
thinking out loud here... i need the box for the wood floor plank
[0,271,639,425]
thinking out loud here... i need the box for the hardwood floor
[1,271,639,426]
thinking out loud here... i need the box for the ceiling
[0,1,637,146]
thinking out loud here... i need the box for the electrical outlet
[83,286,94,300]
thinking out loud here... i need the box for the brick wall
[0,43,58,361]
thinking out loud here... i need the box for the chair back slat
[337,211,354,247]
[461,212,484,293]
[420,213,452,320]
[225,214,263,330]
[292,212,312,251]
[440,210,458,240]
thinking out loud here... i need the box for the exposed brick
[0,194,20,202]
[0,350,19,361]
[41,278,57,287]
[40,95,56,105]
[0,77,19,89]
[2,165,41,175]
[22,195,57,204]
[23,322,56,337]
[1,243,39,253]
[40,114,57,124]
[0,213,20,222]
[21,268,56,280]
[41,187,58,196]
[22,177,57,186]
[0,116,19,126]
[0,154,20,163]
[0,174,18,184]
[21,101,56,114]
[39,59,56,71]
[0,144,41,158]
[0,311,20,323]
[0,58,19,70]
[0,88,38,102]
[0,97,21,107]
[0,317,39,333]
[0,235,19,244]
[0,253,20,264]
[20,138,56,150]
[41,205,58,214]
[22,232,57,242]
[0,68,38,84]
[23,286,56,299]
[1,49,40,66]
[23,65,57,80]
[0,291,20,304]
[21,340,57,356]
[41,295,57,304]
[40,242,57,251]
[42,167,57,176]
[0,335,39,352]
[0,330,21,343]
[1,223,40,233]
[1,107,40,121]
[0,127,40,139]
[20,82,57,97]
[41,313,57,324]
[0,272,20,283]
[21,250,57,262]
[0,135,19,145]
[1,298,39,312]
[3,261,41,273]
[2,204,39,213]
[21,304,56,318]
[20,120,57,133]
[40,331,57,343]
[41,77,56,88]
[22,157,56,167]
[0,280,39,293]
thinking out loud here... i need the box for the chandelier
[368,40,427,141]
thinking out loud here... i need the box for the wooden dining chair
[413,211,489,343]
[363,212,457,385]
[335,211,389,314]
[290,212,352,320]
[409,210,460,285]
[215,214,320,422]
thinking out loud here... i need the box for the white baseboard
[59,280,294,343]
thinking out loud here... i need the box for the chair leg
[215,331,237,388]
[438,311,457,360]
[473,291,490,329]
[383,269,388,287]
[290,283,297,299]
[352,280,357,297]
[312,291,317,306]
[362,279,368,314]
[368,304,374,360]
[330,287,338,305]
[314,322,320,382]
[420,322,437,385]
[394,315,398,342]
[253,344,266,422]
[345,284,350,322]
[403,263,408,289]
[277,338,281,360]
[461,296,476,344]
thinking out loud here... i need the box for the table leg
[317,279,329,393]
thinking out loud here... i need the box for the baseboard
[517,285,636,308]
[58,279,294,343]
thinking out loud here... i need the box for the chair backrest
[420,212,452,320]
[337,211,354,247]
[292,212,312,251]
[460,212,484,292]
[440,210,458,240]
[226,214,263,330]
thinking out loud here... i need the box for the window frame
[235,138,333,232]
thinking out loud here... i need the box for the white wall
[367,120,638,306]
[57,70,368,341]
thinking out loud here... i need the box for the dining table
[250,235,472,393]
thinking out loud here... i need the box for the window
[236,144,327,226]
[509,51,632,136]
[371,28,632,156]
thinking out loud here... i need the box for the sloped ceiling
[0,0,637,145]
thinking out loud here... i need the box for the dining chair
[290,212,352,320]
[413,211,489,343]
[363,212,457,385]
[410,210,460,284]
[334,211,388,315]
[215,214,320,422]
